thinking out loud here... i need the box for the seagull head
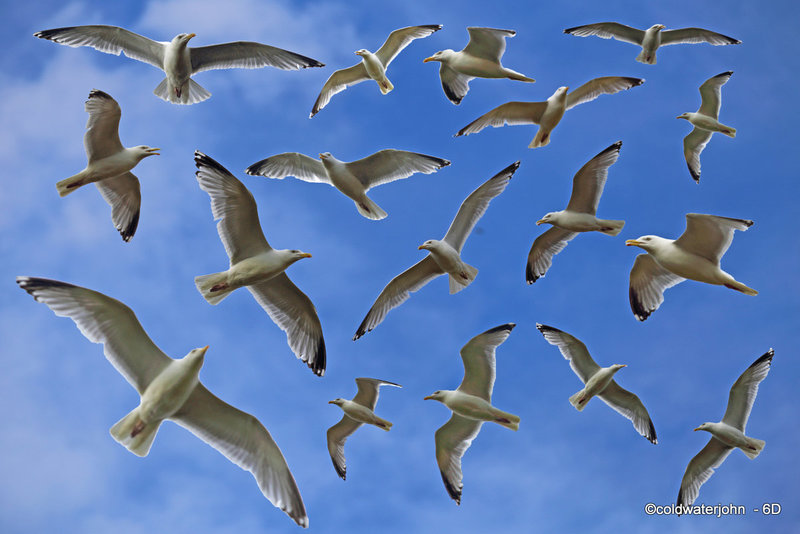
[172,33,196,46]
[133,146,161,159]
[328,398,345,406]
[625,235,660,251]
[693,422,713,433]
[423,390,446,402]
[650,24,666,31]
[423,50,452,63]
[676,112,691,121]
[184,345,208,367]
[288,249,313,261]
[610,363,627,373]
[354,49,370,57]
[536,212,557,226]
[418,239,439,252]
[318,152,332,161]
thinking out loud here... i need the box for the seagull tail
[373,416,393,431]
[448,263,478,294]
[599,220,626,236]
[721,125,737,138]
[195,272,234,304]
[110,407,160,457]
[528,129,551,149]
[154,78,211,105]
[56,170,89,197]
[742,438,765,459]
[569,389,589,411]
[355,197,388,220]
[635,50,656,64]
[506,69,536,83]
[724,280,758,296]
[491,408,520,431]
[378,78,394,95]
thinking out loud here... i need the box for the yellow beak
[423,395,434,400]
[327,400,336,404]
[423,56,435,63]
[187,33,196,39]
[536,219,546,225]
[693,427,701,431]
[625,240,642,247]
[299,253,312,258]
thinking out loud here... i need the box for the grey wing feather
[326,416,363,480]
[677,438,734,507]
[245,152,330,185]
[697,71,732,118]
[95,172,141,242]
[439,64,473,105]
[84,89,123,162]
[674,213,753,265]
[683,128,713,183]
[346,149,450,190]
[435,414,484,504]
[598,381,658,443]
[463,27,516,61]
[375,25,442,66]
[566,77,644,110]
[563,22,645,45]
[309,64,369,117]
[34,25,165,68]
[628,254,685,321]
[190,42,323,73]
[456,101,546,136]
[526,227,578,284]
[660,28,741,47]
[722,349,774,431]
[535,324,601,383]
[565,141,622,214]
[353,378,401,410]
[457,324,515,401]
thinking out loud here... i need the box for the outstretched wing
[190,41,323,73]
[434,414,484,505]
[566,76,644,110]
[95,172,141,242]
[683,128,714,183]
[326,416,363,480]
[375,25,442,66]
[438,64,473,105]
[563,22,645,45]
[674,213,753,265]
[309,63,369,117]
[660,28,741,47]
[676,437,734,508]
[598,382,658,444]
[34,25,165,68]
[697,71,732,119]
[722,349,774,431]
[83,89,123,162]
[352,378,402,410]
[526,227,578,284]
[455,102,546,137]
[463,27,516,62]
[628,254,685,321]
[565,141,622,215]
[346,149,450,190]
[457,324,515,401]
[245,152,330,185]
[535,324,600,384]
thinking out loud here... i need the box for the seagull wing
[16,277,170,394]
[598,381,658,444]
[346,149,450,190]
[443,161,518,252]
[439,64,473,105]
[190,42,323,73]
[245,152,330,185]
[172,384,307,527]
[34,25,165,68]
[435,414,484,505]
[566,76,644,110]
[248,273,326,376]
[353,378,401,410]
[463,27,516,62]
[195,151,271,265]
[83,89,123,162]
[525,227,579,284]
[375,25,442,66]
[535,324,600,383]
[628,254,685,321]
[660,28,741,47]
[326,415,363,480]
[563,22,645,45]
[697,71,732,118]
[455,101,546,136]
[565,141,622,214]
[95,172,141,242]
[677,437,734,507]
[353,256,444,340]
[309,63,369,117]
[722,349,774,431]
[457,324,515,401]
[674,213,753,265]
[683,128,713,183]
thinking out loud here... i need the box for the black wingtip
[33,27,74,40]
[483,323,516,335]
[194,150,233,177]
[332,457,346,480]
[120,209,140,242]
[88,89,114,101]
[309,337,326,377]
[716,70,734,78]
[440,471,462,505]
[16,276,77,300]
[629,285,651,322]
[688,162,701,183]
[525,262,540,284]
[597,140,623,157]
[646,419,658,445]
[748,348,774,370]
[676,488,686,512]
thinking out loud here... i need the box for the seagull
[527,141,624,284]
[424,324,518,504]
[536,324,657,444]
[310,25,441,117]
[57,89,159,241]
[34,25,324,104]
[16,276,308,527]
[327,378,402,480]
[245,149,450,220]
[194,151,326,376]
[563,23,741,64]
[423,27,535,105]
[626,213,758,321]
[678,71,736,182]
[677,349,774,509]
[353,162,518,339]
[455,77,644,148]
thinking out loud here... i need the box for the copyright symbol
[644,503,656,515]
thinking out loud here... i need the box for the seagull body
[194,151,326,376]
[423,27,535,105]
[527,141,624,283]
[677,350,773,508]
[563,23,741,64]
[246,150,450,220]
[678,71,736,182]
[353,162,518,339]
[626,213,757,321]
[425,324,518,504]
[16,277,308,527]
[310,25,441,117]
[456,77,644,148]
[537,324,657,443]
[327,378,401,479]
[34,25,324,104]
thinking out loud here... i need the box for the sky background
[1,0,797,532]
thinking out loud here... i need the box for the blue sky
[1,0,797,532]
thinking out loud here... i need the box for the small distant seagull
[16,276,308,527]
[626,213,757,321]
[423,27,535,105]
[536,324,657,444]
[527,141,624,284]
[353,162,518,339]
[310,25,441,117]
[194,151,326,376]
[455,77,643,148]
[327,378,402,480]
[677,349,774,509]
[34,25,324,104]
[57,89,159,242]
[425,324,518,504]
[678,71,736,183]
[563,23,740,64]
[246,149,449,220]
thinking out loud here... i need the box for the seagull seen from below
[678,71,736,183]
[626,213,757,321]
[16,277,308,527]
[563,23,741,64]
[536,324,657,444]
[677,349,774,509]
[423,26,535,105]
[310,24,441,117]
[353,161,519,339]
[194,151,326,376]
[425,324,519,504]
[34,25,324,104]
[327,378,401,480]
[456,76,644,148]
[57,89,159,242]
[527,141,625,284]
[246,149,450,220]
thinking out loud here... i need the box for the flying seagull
[34,25,324,104]
[194,151,326,376]
[527,141,624,284]
[310,24,441,117]
[246,149,450,220]
[57,89,158,241]
[563,23,741,64]
[327,378,402,480]
[536,324,657,444]
[353,162,518,339]
[678,71,736,182]
[423,26,535,105]
[16,276,308,527]
[626,213,757,321]
[677,349,774,509]
[455,77,643,148]
[425,324,519,504]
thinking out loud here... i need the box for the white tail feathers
[378,78,394,95]
[56,171,88,197]
[195,272,234,304]
[569,389,589,411]
[448,263,479,294]
[742,438,765,459]
[636,50,656,64]
[110,408,160,457]
[355,197,388,220]
[599,220,626,236]
[529,129,551,148]
[492,408,520,431]
[722,126,737,138]
[374,416,393,431]
[507,70,535,83]
[154,77,212,105]
[724,280,758,296]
